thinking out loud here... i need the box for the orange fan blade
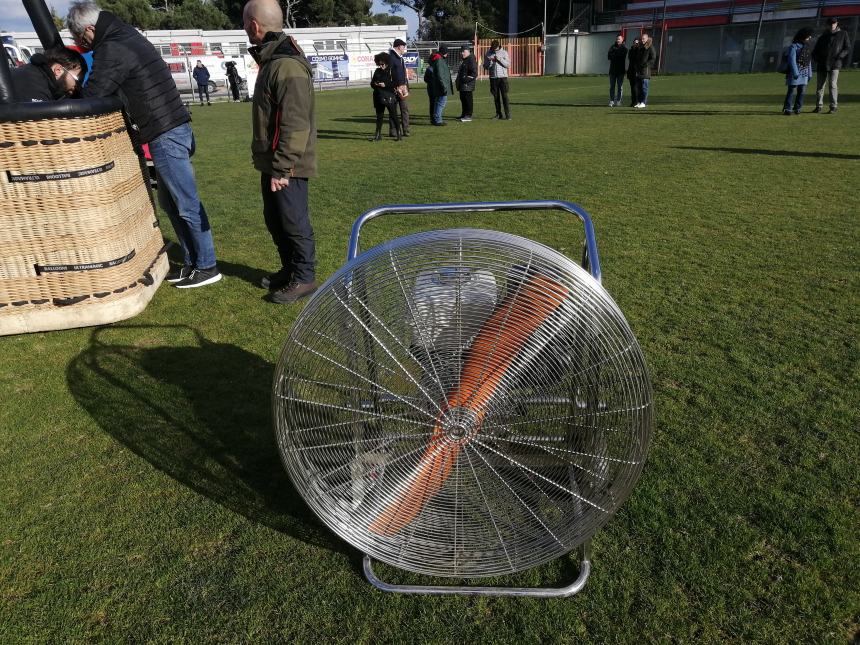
[369,272,570,537]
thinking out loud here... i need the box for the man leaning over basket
[243,0,318,304]
[67,1,221,289]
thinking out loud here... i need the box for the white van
[163,55,227,94]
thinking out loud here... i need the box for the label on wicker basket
[7,161,115,183]
[35,249,135,275]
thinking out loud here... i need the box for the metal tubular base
[362,543,591,598]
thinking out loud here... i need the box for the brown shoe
[270,280,318,304]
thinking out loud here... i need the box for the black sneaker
[812,106,822,113]
[175,266,222,288]
[829,107,837,114]
[261,269,292,290]
[166,265,193,283]
[269,280,318,304]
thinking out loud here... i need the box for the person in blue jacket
[783,28,813,115]
[192,60,211,105]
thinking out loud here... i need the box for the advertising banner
[308,54,349,83]
[403,50,420,83]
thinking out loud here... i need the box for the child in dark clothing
[370,52,401,142]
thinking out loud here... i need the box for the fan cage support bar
[362,542,591,598]
[347,200,602,283]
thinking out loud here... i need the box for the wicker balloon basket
[0,100,168,335]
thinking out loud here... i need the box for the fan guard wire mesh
[273,228,651,578]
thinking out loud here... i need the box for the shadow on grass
[609,108,778,115]
[317,128,374,140]
[509,101,609,108]
[332,115,436,125]
[67,324,346,552]
[216,259,271,288]
[672,145,860,160]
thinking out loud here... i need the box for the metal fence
[413,38,544,82]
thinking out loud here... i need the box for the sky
[2,1,417,36]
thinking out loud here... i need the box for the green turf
[1,72,858,643]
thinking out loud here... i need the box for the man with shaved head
[244,0,318,304]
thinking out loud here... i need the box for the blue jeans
[784,84,807,113]
[149,122,217,269]
[637,78,650,105]
[609,73,624,102]
[433,94,448,124]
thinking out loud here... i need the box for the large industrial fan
[273,201,652,597]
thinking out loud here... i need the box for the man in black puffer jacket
[67,1,220,288]
[455,45,477,121]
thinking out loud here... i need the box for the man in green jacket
[430,45,453,126]
[244,0,318,303]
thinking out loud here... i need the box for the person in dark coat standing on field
[607,35,627,107]
[626,38,639,107]
[429,45,452,126]
[193,60,211,105]
[811,17,851,113]
[388,38,410,136]
[369,52,401,141]
[455,45,477,121]
[244,0,318,304]
[631,32,656,108]
[10,47,86,101]
[68,0,221,288]
[225,60,242,101]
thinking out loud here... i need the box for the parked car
[2,34,28,71]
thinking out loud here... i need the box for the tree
[304,0,372,26]
[370,12,406,26]
[49,4,66,30]
[99,0,162,29]
[381,0,427,39]
[380,0,501,40]
[213,0,244,27]
[160,0,232,29]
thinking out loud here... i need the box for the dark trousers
[391,94,410,135]
[197,84,210,103]
[228,81,240,101]
[627,76,638,105]
[783,84,807,113]
[375,102,400,135]
[260,174,315,283]
[490,77,510,117]
[459,90,473,118]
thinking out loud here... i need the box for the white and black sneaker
[166,265,193,283]
[175,266,222,288]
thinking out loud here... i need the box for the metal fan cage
[273,202,652,585]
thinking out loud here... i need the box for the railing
[593,0,856,25]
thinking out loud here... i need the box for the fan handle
[347,200,602,283]
[362,542,591,598]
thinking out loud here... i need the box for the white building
[10,23,407,82]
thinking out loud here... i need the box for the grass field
[1,72,858,643]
